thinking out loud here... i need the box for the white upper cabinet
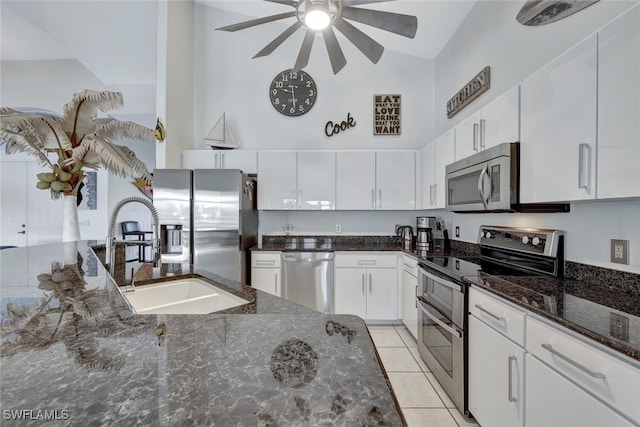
[257,151,297,210]
[597,4,640,199]
[183,150,258,174]
[422,129,455,209]
[336,151,376,209]
[376,151,415,210]
[336,151,415,210]
[454,85,520,161]
[520,34,597,203]
[257,151,335,210]
[297,151,336,210]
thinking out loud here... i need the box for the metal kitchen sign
[447,66,490,119]
[374,94,401,135]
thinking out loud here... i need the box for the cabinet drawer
[251,252,281,268]
[335,253,398,268]
[527,315,640,423]
[469,286,526,346]
[401,253,418,275]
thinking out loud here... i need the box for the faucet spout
[106,196,161,277]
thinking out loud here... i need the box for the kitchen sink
[123,277,250,314]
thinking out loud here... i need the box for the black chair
[120,221,153,262]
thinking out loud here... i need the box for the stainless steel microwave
[446,142,520,212]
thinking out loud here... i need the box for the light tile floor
[369,325,480,427]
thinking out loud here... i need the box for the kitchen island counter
[0,242,404,426]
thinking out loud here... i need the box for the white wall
[434,0,638,135]
[192,4,435,152]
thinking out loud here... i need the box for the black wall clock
[269,69,317,116]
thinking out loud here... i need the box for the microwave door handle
[477,166,489,208]
[417,297,462,338]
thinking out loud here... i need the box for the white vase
[62,194,81,243]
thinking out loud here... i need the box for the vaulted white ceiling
[2,0,476,88]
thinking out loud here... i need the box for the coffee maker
[432,217,450,252]
[416,217,436,251]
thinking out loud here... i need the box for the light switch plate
[610,239,629,265]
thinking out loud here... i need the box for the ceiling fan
[216,0,418,75]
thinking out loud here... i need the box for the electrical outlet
[336,224,342,234]
[610,239,629,265]
[610,313,629,342]
[455,226,460,238]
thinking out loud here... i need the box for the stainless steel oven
[417,264,466,415]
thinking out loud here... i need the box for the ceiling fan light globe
[305,7,331,30]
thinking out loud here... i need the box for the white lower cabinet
[250,252,281,297]
[468,288,525,427]
[400,254,418,339]
[334,253,398,321]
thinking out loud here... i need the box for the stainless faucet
[106,196,161,278]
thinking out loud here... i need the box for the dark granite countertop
[465,272,640,363]
[0,241,405,426]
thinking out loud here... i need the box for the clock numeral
[290,107,296,114]
[275,98,280,105]
[275,81,284,88]
[281,74,288,82]
[289,71,298,80]
[299,106,304,112]
[306,81,312,88]
[305,99,310,105]
[308,90,314,97]
[272,89,277,96]
[281,104,286,111]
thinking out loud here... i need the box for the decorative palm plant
[0,89,157,199]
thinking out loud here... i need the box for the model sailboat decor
[203,113,239,150]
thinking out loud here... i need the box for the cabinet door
[297,151,336,210]
[334,268,367,319]
[454,110,482,160]
[251,268,281,297]
[420,141,436,209]
[520,35,597,203]
[481,85,520,150]
[183,150,216,169]
[468,316,524,427]
[433,129,455,209]
[257,151,297,210]
[598,5,640,199]
[526,355,634,427]
[219,151,258,174]
[336,151,376,209]
[401,268,418,339]
[376,151,415,210]
[367,268,398,320]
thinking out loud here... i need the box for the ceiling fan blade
[342,0,395,5]
[216,11,296,32]
[264,0,299,6]
[322,27,347,75]
[333,17,384,64]
[253,22,302,58]
[341,7,417,38]
[294,30,316,70]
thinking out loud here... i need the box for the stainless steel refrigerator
[153,169,258,283]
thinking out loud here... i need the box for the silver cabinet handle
[215,153,219,168]
[541,344,605,379]
[291,190,295,208]
[362,273,365,294]
[369,273,372,294]
[508,356,517,402]
[357,260,376,266]
[221,153,225,169]
[429,184,434,205]
[578,143,592,193]
[378,189,382,208]
[474,304,504,322]
[479,119,486,150]
[473,122,479,151]
[371,189,375,208]
[256,259,276,266]
[275,272,278,295]
[433,184,437,205]
[298,190,302,208]
[415,285,417,308]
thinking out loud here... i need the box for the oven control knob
[532,237,541,246]
[521,236,530,244]
[485,232,492,239]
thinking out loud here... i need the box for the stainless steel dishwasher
[281,252,334,313]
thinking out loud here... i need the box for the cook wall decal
[325,113,356,137]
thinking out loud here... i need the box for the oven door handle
[417,297,462,339]
[417,265,464,293]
